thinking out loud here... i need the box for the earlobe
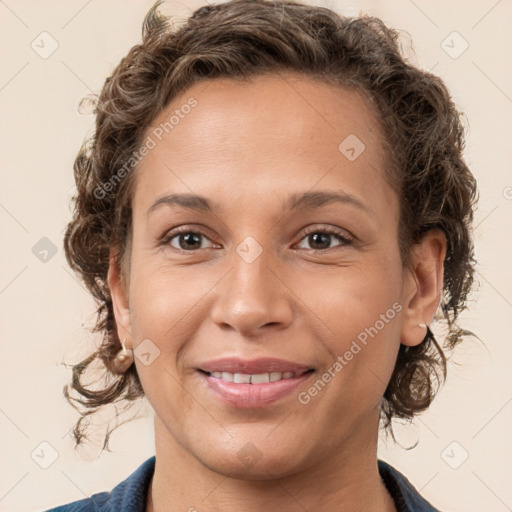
[107,249,132,344]
[400,229,446,347]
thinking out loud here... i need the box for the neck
[147,407,396,512]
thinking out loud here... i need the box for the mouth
[196,357,315,408]
[198,368,314,384]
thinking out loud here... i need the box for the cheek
[310,258,403,337]
[130,259,196,351]
[128,258,219,359]
[311,256,403,395]
[127,263,202,413]
[131,255,196,313]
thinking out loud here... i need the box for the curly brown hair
[63,0,478,450]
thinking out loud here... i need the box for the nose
[209,246,294,337]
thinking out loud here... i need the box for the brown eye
[175,232,202,250]
[296,227,353,251]
[162,228,215,251]
[312,233,335,250]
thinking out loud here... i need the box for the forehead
[146,72,384,160]
[133,72,394,220]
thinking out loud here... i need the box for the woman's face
[110,73,444,478]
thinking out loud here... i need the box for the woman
[47,0,477,510]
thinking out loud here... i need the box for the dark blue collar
[378,459,441,511]
[46,456,441,511]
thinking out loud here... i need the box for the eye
[162,227,216,251]
[161,225,353,253]
[295,226,353,251]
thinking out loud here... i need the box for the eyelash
[160,225,353,253]
[299,225,353,250]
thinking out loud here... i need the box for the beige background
[1,1,511,511]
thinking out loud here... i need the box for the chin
[191,432,312,481]
[201,449,306,481]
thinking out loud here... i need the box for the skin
[108,72,446,512]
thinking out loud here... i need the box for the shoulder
[378,459,443,512]
[43,456,156,512]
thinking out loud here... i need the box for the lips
[199,357,313,375]
[197,357,315,408]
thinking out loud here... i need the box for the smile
[196,357,315,408]
[207,370,308,383]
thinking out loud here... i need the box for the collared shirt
[44,456,441,511]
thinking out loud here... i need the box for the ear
[400,229,447,347]
[107,248,132,347]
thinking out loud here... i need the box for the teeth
[233,373,251,384]
[251,373,270,384]
[209,371,304,383]
[221,372,234,382]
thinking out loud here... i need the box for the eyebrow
[147,190,372,217]
[147,193,214,215]
[287,190,371,216]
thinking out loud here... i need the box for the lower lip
[199,371,314,408]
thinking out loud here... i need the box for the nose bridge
[210,235,292,334]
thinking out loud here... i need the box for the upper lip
[198,357,313,374]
